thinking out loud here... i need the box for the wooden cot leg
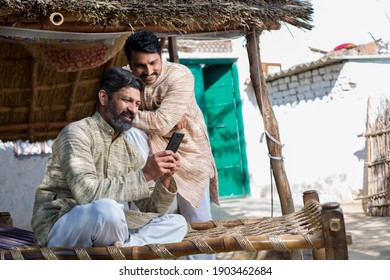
[302,190,326,260]
[321,202,349,260]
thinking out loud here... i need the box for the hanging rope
[260,130,285,161]
[260,130,286,216]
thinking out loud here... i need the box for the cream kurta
[132,61,219,208]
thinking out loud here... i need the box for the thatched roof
[0,0,313,142]
[1,0,313,33]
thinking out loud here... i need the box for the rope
[106,246,126,260]
[184,200,322,241]
[212,220,224,227]
[259,131,285,162]
[267,235,289,251]
[260,130,285,216]
[75,247,92,260]
[233,235,257,252]
[40,247,58,260]
[191,239,216,255]
[260,130,284,148]
[147,243,176,259]
[238,218,253,225]
[302,234,318,250]
[10,249,24,260]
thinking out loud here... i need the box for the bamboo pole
[168,36,179,63]
[1,234,325,260]
[245,29,294,215]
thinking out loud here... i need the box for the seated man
[31,67,187,248]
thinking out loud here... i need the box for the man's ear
[98,90,108,106]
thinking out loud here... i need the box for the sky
[260,0,390,70]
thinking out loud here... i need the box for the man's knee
[170,214,188,239]
[91,199,125,226]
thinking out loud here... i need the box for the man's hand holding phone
[142,132,184,189]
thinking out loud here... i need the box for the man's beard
[112,115,133,131]
[106,102,133,132]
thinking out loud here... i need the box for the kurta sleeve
[55,124,152,205]
[134,179,177,214]
[133,65,195,136]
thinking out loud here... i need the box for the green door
[183,59,250,198]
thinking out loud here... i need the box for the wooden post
[302,190,326,260]
[321,202,349,259]
[0,212,13,227]
[168,36,179,63]
[245,29,294,215]
[302,190,320,204]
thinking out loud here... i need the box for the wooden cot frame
[0,190,351,260]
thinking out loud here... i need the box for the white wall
[0,143,48,230]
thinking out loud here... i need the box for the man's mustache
[121,111,135,121]
[140,72,157,78]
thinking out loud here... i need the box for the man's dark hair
[99,67,144,100]
[124,30,161,61]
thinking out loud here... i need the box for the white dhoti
[125,127,215,260]
[47,198,187,248]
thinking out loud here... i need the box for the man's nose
[145,65,154,75]
[128,103,138,114]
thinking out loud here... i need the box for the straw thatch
[1,0,314,33]
[0,0,314,142]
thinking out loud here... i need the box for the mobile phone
[165,132,185,152]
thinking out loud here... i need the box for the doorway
[181,59,250,198]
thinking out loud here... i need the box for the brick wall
[267,62,347,105]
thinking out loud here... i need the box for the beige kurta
[132,61,219,208]
[31,112,177,246]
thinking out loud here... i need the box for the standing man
[124,30,219,260]
[31,67,187,248]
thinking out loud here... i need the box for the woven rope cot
[0,197,350,260]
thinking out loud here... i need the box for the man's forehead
[117,87,140,98]
[131,52,161,63]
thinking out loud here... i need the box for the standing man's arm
[133,68,194,136]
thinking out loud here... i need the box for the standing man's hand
[175,115,188,129]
